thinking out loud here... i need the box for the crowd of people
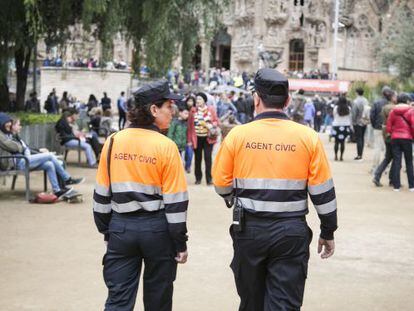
[288,86,414,192]
[4,79,414,195]
[43,56,128,70]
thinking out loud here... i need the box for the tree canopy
[379,4,414,80]
[0,0,226,111]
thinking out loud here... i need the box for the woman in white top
[331,96,352,161]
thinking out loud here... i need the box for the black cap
[253,68,289,103]
[133,80,183,105]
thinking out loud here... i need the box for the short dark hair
[356,88,364,96]
[298,89,305,95]
[128,99,165,126]
[178,106,188,112]
[121,91,125,96]
[257,84,288,109]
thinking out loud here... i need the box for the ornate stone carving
[258,44,284,68]
[233,48,254,63]
[264,0,288,25]
[315,22,327,47]
[234,0,255,25]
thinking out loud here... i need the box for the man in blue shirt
[117,91,127,129]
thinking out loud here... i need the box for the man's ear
[283,95,291,109]
[254,93,260,109]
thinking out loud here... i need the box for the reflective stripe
[308,179,334,195]
[95,184,110,196]
[215,185,234,195]
[163,191,189,204]
[93,201,112,213]
[235,178,307,190]
[165,211,187,223]
[111,200,164,213]
[111,182,161,195]
[238,197,307,213]
[314,199,337,215]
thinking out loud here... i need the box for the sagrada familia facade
[40,0,413,80]
[205,0,413,77]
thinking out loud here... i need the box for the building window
[289,39,305,71]
[294,0,305,6]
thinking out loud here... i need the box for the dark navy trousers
[230,214,312,311]
[103,211,177,311]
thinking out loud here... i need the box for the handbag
[32,192,58,204]
[208,125,220,140]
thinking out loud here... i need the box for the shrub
[10,113,60,125]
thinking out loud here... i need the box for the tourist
[55,108,99,167]
[217,93,238,119]
[235,92,250,124]
[373,92,397,187]
[24,92,40,113]
[187,92,219,185]
[101,92,111,111]
[370,86,395,173]
[86,94,99,112]
[304,98,315,128]
[184,96,196,172]
[168,106,189,165]
[117,91,127,130]
[291,89,306,124]
[59,91,71,112]
[386,93,414,192]
[313,95,325,132]
[352,88,371,160]
[332,96,352,161]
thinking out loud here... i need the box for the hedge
[10,113,60,126]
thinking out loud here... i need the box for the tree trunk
[0,78,10,112]
[15,46,32,111]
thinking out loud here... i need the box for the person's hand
[187,142,192,147]
[175,251,188,264]
[318,238,335,259]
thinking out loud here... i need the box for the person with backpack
[168,106,189,164]
[386,93,414,192]
[291,89,306,124]
[373,92,398,187]
[352,88,370,160]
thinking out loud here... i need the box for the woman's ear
[150,104,158,117]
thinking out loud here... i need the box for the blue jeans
[18,153,70,192]
[64,139,96,165]
[185,145,193,171]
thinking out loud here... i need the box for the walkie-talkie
[226,179,244,232]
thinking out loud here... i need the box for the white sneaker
[409,188,414,192]
[393,188,401,192]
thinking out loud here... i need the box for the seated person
[0,113,83,197]
[55,108,101,167]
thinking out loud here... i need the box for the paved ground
[1,134,413,311]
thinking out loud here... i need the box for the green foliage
[379,4,414,80]
[349,81,374,102]
[10,112,60,125]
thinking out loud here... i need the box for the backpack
[44,98,53,112]
[361,104,371,126]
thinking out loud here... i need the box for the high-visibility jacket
[93,125,189,251]
[212,111,337,240]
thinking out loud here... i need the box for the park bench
[0,155,47,201]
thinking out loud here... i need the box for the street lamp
[332,0,340,80]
